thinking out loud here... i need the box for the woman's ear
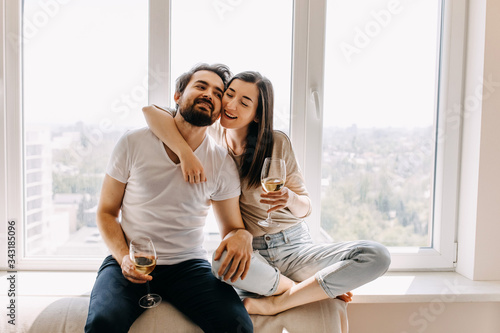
[253,116,259,123]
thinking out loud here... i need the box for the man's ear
[174,91,181,103]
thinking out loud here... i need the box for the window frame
[291,0,467,270]
[1,0,167,271]
[2,0,24,271]
[1,0,467,271]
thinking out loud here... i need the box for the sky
[22,0,441,129]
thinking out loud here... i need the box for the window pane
[321,0,441,246]
[171,0,293,252]
[170,0,293,134]
[23,0,148,257]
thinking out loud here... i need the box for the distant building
[53,193,83,232]
[25,127,56,255]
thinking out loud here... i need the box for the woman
[142,71,391,315]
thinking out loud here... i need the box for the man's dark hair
[175,63,232,95]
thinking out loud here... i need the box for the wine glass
[258,158,286,228]
[129,236,162,308]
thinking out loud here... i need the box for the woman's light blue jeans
[212,222,391,298]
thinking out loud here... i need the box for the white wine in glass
[129,236,162,308]
[258,158,286,228]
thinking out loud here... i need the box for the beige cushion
[24,297,347,333]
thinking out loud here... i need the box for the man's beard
[179,98,218,127]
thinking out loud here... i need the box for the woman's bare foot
[244,291,353,315]
[244,277,345,316]
[336,291,353,303]
[243,296,282,316]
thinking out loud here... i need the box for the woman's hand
[260,187,297,213]
[143,104,207,183]
[178,149,206,183]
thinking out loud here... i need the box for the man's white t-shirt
[106,127,241,265]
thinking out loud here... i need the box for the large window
[290,0,462,270]
[1,0,465,271]
[169,0,293,252]
[321,0,441,247]
[170,0,293,133]
[11,0,293,265]
[22,0,148,259]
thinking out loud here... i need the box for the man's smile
[195,98,214,112]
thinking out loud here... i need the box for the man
[85,64,254,333]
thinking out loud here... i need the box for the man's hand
[213,229,253,282]
[120,254,153,284]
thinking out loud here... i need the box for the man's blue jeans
[213,222,391,298]
[85,255,253,333]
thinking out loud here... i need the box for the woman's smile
[223,110,237,119]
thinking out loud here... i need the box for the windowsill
[351,271,500,303]
[2,270,500,304]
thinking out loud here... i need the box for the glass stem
[268,205,271,221]
[146,281,151,295]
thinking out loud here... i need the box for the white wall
[348,302,500,333]
[472,0,500,280]
[456,0,500,280]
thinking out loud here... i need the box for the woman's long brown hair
[227,72,275,188]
